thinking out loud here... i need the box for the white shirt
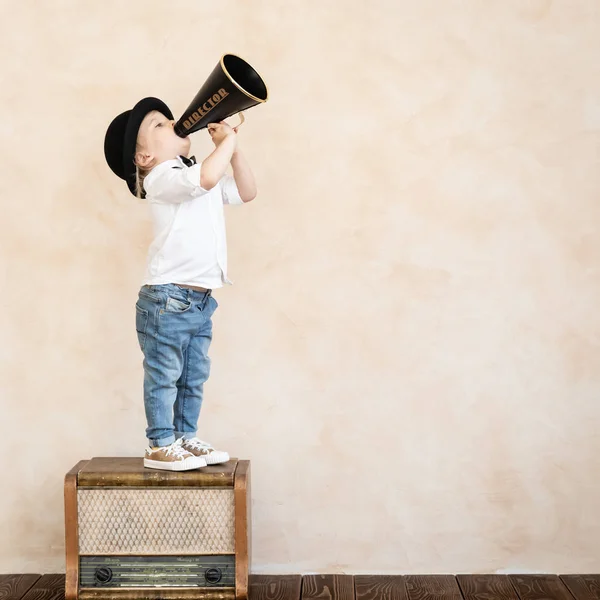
[141,156,244,289]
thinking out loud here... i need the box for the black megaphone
[174,54,268,137]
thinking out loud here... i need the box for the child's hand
[207,121,236,147]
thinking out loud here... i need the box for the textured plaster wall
[1,0,600,575]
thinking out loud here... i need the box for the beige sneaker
[181,437,230,465]
[144,438,207,471]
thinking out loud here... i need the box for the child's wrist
[219,134,236,147]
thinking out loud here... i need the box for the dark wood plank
[561,576,600,600]
[0,575,41,600]
[20,575,64,600]
[457,576,520,600]
[355,576,407,600]
[77,457,238,487]
[302,575,355,600]
[405,576,463,600]
[250,575,302,600]
[509,576,574,600]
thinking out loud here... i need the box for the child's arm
[200,124,236,190]
[230,148,257,203]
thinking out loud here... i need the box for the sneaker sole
[204,451,230,465]
[143,457,207,471]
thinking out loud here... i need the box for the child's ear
[135,151,153,169]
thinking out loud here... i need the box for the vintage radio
[64,457,250,599]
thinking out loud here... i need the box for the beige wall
[1,0,600,575]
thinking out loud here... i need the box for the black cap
[104,97,174,196]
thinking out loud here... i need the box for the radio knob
[94,567,113,584]
[205,568,222,584]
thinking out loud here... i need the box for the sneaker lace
[185,437,213,451]
[164,438,190,458]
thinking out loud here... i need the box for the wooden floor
[1,574,600,600]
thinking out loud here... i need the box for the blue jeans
[135,283,218,447]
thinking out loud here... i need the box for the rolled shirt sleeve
[220,174,244,206]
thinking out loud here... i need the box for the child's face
[135,110,191,169]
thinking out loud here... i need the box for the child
[104,97,256,471]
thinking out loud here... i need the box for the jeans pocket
[139,286,160,302]
[164,296,192,313]
[135,304,149,351]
